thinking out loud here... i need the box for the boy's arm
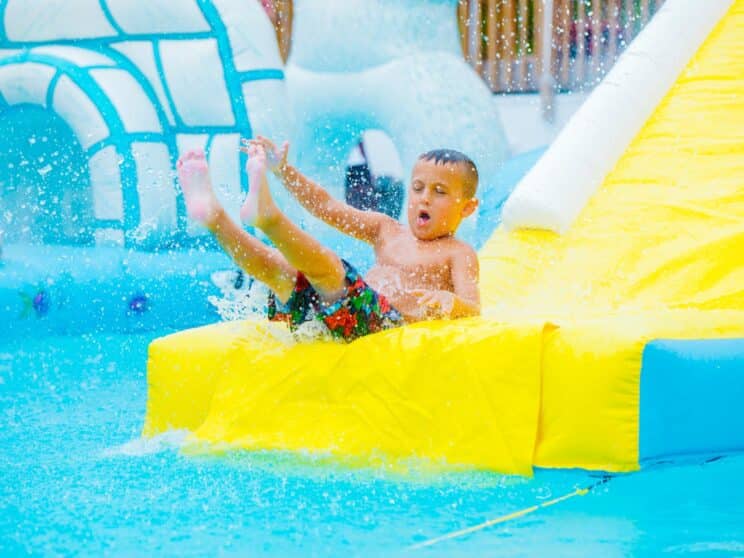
[277,162,395,244]
[244,137,395,244]
[414,246,480,319]
[450,246,480,317]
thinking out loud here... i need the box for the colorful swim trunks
[267,260,403,342]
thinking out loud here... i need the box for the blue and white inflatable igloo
[0,0,290,248]
[0,0,512,254]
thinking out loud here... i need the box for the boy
[177,136,480,341]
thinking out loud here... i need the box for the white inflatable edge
[501,0,734,234]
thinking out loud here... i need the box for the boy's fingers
[257,135,275,148]
[241,138,260,149]
[416,293,438,307]
[242,137,267,147]
[239,144,260,156]
[242,137,287,160]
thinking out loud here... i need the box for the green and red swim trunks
[268,260,403,342]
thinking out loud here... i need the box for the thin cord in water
[408,476,612,550]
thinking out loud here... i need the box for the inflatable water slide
[145,0,744,475]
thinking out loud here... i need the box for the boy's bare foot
[177,149,220,226]
[241,136,289,177]
[240,145,280,229]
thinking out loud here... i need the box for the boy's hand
[412,289,456,319]
[241,136,288,176]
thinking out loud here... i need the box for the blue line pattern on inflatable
[0,0,287,248]
[97,42,187,234]
[151,39,185,129]
[196,0,252,195]
[98,0,125,36]
[0,0,7,41]
[237,69,285,81]
[45,70,62,109]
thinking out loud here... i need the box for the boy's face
[407,158,478,240]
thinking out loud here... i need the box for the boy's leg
[177,150,296,303]
[241,146,346,302]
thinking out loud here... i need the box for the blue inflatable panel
[0,244,232,340]
[640,338,744,463]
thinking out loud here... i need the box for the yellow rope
[409,478,609,550]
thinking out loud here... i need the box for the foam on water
[207,268,334,343]
[101,429,190,458]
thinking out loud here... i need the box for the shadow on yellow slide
[144,1,744,475]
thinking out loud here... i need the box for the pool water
[1,332,743,556]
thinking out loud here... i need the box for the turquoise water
[1,332,743,556]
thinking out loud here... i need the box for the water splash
[207,269,269,321]
[208,269,333,344]
[101,429,189,457]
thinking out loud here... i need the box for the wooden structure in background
[272,0,293,61]
[458,0,664,93]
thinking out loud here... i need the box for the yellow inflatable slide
[144,1,744,475]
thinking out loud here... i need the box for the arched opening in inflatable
[0,104,93,245]
[343,129,404,220]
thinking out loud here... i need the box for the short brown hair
[418,149,479,198]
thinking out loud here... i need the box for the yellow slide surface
[479,0,744,470]
[144,2,744,474]
[146,318,547,476]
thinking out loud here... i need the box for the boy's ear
[461,198,478,219]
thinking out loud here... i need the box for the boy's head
[407,149,479,240]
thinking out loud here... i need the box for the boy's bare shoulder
[377,217,407,238]
[447,236,477,257]
[381,215,406,230]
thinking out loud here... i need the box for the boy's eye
[412,184,424,192]
[435,187,447,195]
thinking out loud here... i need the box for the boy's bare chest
[374,234,452,280]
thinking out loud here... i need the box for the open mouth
[417,211,431,227]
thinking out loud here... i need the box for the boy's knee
[306,266,346,302]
